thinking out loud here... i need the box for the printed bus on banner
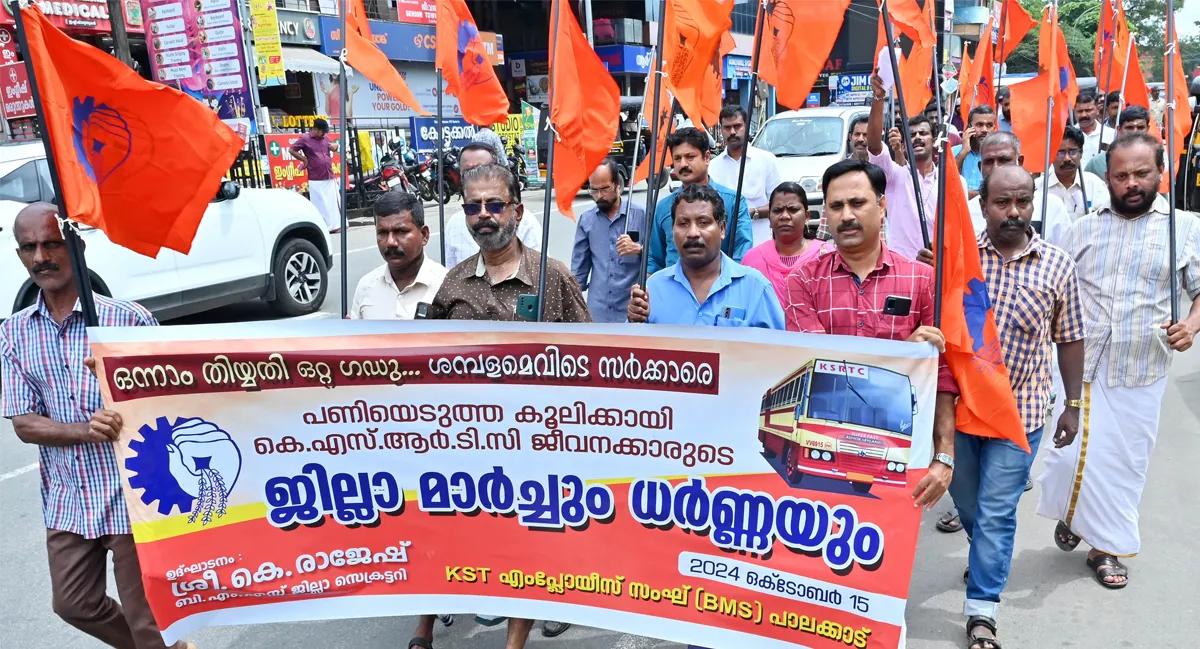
[759,359,915,494]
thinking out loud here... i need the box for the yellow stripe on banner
[132,502,268,543]
[1064,383,1092,527]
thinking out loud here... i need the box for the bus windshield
[806,367,914,435]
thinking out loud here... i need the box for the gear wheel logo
[126,417,242,526]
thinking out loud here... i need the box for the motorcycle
[349,137,409,204]
[426,139,462,204]
[509,142,529,192]
[402,148,436,202]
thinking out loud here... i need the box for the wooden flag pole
[1038,1,1058,234]
[436,69,447,264]
[11,1,99,328]
[338,0,350,319]
[1166,0,1180,323]
[636,0,670,287]
[880,0,933,250]
[1095,0,1119,153]
[728,0,768,258]
[535,0,564,322]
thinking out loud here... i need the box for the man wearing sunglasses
[442,143,544,269]
[571,158,646,323]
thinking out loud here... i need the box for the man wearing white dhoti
[1037,133,1200,589]
[291,118,342,233]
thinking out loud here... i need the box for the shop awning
[282,46,341,76]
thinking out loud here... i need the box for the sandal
[407,638,432,649]
[966,615,1002,649]
[541,620,571,638]
[1086,553,1129,590]
[1054,521,1081,552]
[963,567,970,585]
[937,510,963,533]
[437,614,454,627]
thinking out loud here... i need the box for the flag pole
[535,0,563,322]
[1114,37,1132,128]
[1166,0,1180,323]
[1095,0,1118,152]
[880,0,933,250]
[637,0,670,287]
[10,1,99,328]
[338,0,350,319]
[436,69,447,264]
[933,124,949,328]
[994,0,1009,113]
[1038,2,1058,234]
[622,49,651,235]
[728,0,768,258]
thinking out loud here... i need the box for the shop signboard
[1,62,34,119]
[828,73,871,106]
[140,0,256,140]
[318,15,502,66]
[312,63,461,122]
[263,132,342,193]
[248,0,285,87]
[0,27,17,65]
[394,0,435,26]
[520,101,540,187]
[0,0,144,33]
[275,9,321,46]
[409,116,476,153]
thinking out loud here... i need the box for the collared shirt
[1080,122,1115,166]
[784,243,958,394]
[997,113,1013,133]
[1068,198,1200,387]
[430,240,592,322]
[1046,169,1109,220]
[952,145,984,191]
[1,294,158,538]
[978,231,1085,433]
[1083,151,1108,179]
[350,256,448,320]
[645,254,785,329]
[868,148,939,260]
[443,212,543,270]
[471,128,509,166]
[708,146,782,210]
[647,180,753,275]
[291,133,335,180]
[571,201,647,323]
[969,190,1073,249]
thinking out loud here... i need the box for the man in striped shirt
[1039,133,1200,590]
[950,166,1085,649]
[0,204,194,649]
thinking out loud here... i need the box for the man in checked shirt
[1,204,195,649]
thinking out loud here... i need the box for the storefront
[259,9,341,131]
[723,54,751,109]
[509,43,652,104]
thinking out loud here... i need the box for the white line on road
[0,463,37,483]
[332,245,378,257]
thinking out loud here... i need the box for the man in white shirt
[1074,90,1114,167]
[709,105,781,246]
[350,191,447,319]
[965,133,1072,249]
[1047,126,1110,220]
[443,142,542,269]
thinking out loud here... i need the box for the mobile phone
[414,302,430,319]
[722,306,746,320]
[627,231,640,243]
[516,294,538,321]
[882,295,912,317]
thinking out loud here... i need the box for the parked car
[752,106,869,219]
[0,141,333,321]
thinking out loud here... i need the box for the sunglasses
[462,200,515,217]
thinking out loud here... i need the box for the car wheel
[268,238,327,317]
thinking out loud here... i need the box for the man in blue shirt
[646,127,753,275]
[627,183,784,328]
[953,105,995,198]
[571,158,646,323]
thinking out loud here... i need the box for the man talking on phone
[784,159,958,512]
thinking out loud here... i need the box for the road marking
[0,463,37,483]
[331,245,377,257]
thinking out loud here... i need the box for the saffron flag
[959,19,995,125]
[936,158,1027,450]
[1009,7,1067,175]
[663,0,732,125]
[698,30,735,127]
[20,5,241,257]
[435,0,508,126]
[1163,20,1191,193]
[1122,40,1153,124]
[632,58,676,187]
[994,0,1034,64]
[888,0,935,119]
[760,0,850,110]
[548,0,619,219]
[346,0,429,116]
[957,49,975,125]
[1094,0,1130,95]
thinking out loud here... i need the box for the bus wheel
[851,482,873,495]
[760,432,777,458]
[783,446,802,485]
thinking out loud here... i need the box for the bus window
[807,368,913,435]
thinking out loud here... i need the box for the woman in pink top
[740,182,827,305]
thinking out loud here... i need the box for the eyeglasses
[1056,148,1082,158]
[588,184,616,194]
[462,200,515,216]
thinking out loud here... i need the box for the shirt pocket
[1007,281,1055,336]
[714,315,746,327]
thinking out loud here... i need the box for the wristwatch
[933,453,955,470]
[1064,399,1084,408]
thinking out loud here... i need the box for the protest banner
[90,321,938,648]
[263,133,342,193]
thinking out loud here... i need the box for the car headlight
[800,176,820,193]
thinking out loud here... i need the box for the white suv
[0,141,332,321]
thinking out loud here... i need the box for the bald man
[0,204,194,648]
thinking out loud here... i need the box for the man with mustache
[626,183,784,328]
[953,165,1085,649]
[571,158,646,323]
[1,204,196,649]
[1084,106,1151,180]
[783,159,959,515]
[1047,126,1110,220]
[846,115,870,161]
[709,105,782,246]
[1073,90,1113,166]
[1038,133,1200,591]
[960,133,1073,249]
[443,142,543,269]
[953,105,997,198]
[646,127,752,275]
[349,191,446,320]
[867,72,941,259]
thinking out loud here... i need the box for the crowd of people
[2,70,1198,649]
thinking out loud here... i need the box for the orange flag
[1161,21,1191,193]
[1010,7,1066,174]
[889,0,935,118]
[957,49,976,124]
[20,5,240,257]
[663,0,732,125]
[994,0,1034,64]
[960,19,995,125]
[1094,0,1130,95]
[548,0,619,219]
[698,30,735,127]
[435,0,508,126]
[937,158,1027,450]
[633,59,676,186]
[760,0,851,110]
[1122,40,1153,119]
[345,0,430,116]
